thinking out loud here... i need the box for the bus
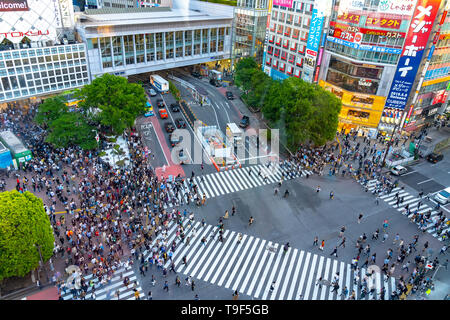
[209,69,222,81]
[0,130,32,168]
[150,74,169,94]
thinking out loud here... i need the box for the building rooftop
[77,3,233,27]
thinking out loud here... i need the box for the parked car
[191,71,201,78]
[157,99,165,108]
[175,118,186,128]
[164,122,175,133]
[426,153,443,163]
[239,115,250,128]
[170,103,180,112]
[435,187,450,204]
[226,91,234,100]
[159,108,168,119]
[148,88,157,96]
[390,165,407,176]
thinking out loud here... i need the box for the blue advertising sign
[306,9,325,54]
[270,68,289,81]
[326,36,402,54]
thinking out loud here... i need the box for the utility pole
[381,122,399,168]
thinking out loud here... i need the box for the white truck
[150,74,169,94]
[226,123,243,148]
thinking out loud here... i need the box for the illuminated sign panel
[0,0,29,11]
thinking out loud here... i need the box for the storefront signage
[377,0,417,16]
[337,12,361,24]
[326,35,402,54]
[385,0,442,110]
[0,0,28,11]
[330,21,406,37]
[332,29,363,43]
[358,79,372,87]
[365,15,402,29]
[338,0,365,13]
[306,8,325,54]
[273,0,293,8]
[58,0,74,29]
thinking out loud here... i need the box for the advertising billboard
[0,0,29,11]
[0,0,63,43]
[273,0,293,8]
[326,35,402,54]
[385,0,442,110]
[377,0,417,16]
[306,8,325,54]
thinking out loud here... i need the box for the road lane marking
[417,178,434,185]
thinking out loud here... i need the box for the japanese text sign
[307,8,325,54]
[273,0,293,8]
[365,15,402,29]
[385,0,442,110]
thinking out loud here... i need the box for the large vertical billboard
[0,0,65,43]
[385,0,442,110]
[0,0,29,11]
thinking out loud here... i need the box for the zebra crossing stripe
[170,221,202,267]
[278,248,298,300]
[212,233,243,285]
[232,168,252,189]
[224,236,254,289]
[175,224,212,270]
[211,172,230,194]
[265,248,290,300]
[303,253,318,300]
[297,251,312,300]
[182,226,217,274]
[254,243,279,299]
[203,231,236,282]
[243,169,259,188]
[196,229,231,279]
[194,177,209,199]
[328,259,338,300]
[189,228,222,278]
[337,261,345,297]
[311,255,324,300]
[223,170,244,192]
[219,171,237,193]
[319,257,331,300]
[345,264,351,300]
[237,238,265,293]
[205,174,222,196]
[286,250,304,300]
[246,241,272,296]
[261,248,285,300]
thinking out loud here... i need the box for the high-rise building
[262,0,332,81]
[318,0,445,137]
[75,1,233,78]
[232,0,270,65]
[402,0,450,132]
[0,0,89,105]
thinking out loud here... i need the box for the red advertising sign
[0,0,29,11]
[337,12,361,24]
[365,15,402,29]
[330,21,406,37]
[332,29,363,43]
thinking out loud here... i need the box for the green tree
[44,112,97,150]
[0,191,54,281]
[79,73,147,135]
[234,57,259,91]
[34,96,69,128]
[168,80,181,101]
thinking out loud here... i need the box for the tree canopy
[235,58,342,147]
[0,191,54,281]
[78,73,147,135]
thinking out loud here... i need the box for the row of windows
[271,9,311,29]
[0,71,89,92]
[0,45,85,61]
[326,42,400,64]
[273,1,314,14]
[0,52,86,69]
[265,57,303,78]
[0,79,89,102]
[267,44,306,64]
[92,29,228,69]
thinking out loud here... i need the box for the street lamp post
[381,122,399,168]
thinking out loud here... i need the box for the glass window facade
[0,44,89,102]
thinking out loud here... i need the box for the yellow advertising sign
[421,75,450,87]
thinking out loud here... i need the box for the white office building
[0,0,89,105]
[76,1,234,78]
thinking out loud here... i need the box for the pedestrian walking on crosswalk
[313,236,319,246]
[224,210,229,219]
[232,205,236,216]
[330,246,338,257]
[163,281,169,292]
[330,191,334,199]
[339,226,346,238]
[175,276,181,287]
[319,240,325,251]
[248,216,254,226]
[232,290,239,300]
[338,237,346,248]
[237,233,243,244]
[269,281,276,294]
[191,280,196,291]
[358,213,363,224]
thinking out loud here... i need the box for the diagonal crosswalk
[141,218,397,300]
[160,163,313,209]
[365,179,449,241]
[60,266,145,300]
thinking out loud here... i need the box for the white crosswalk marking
[119,218,399,301]
[362,179,449,241]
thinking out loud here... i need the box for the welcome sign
[0,0,29,11]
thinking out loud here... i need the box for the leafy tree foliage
[34,96,69,128]
[236,58,342,147]
[0,191,54,281]
[78,73,147,135]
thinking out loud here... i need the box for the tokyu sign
[0,0,29,11]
